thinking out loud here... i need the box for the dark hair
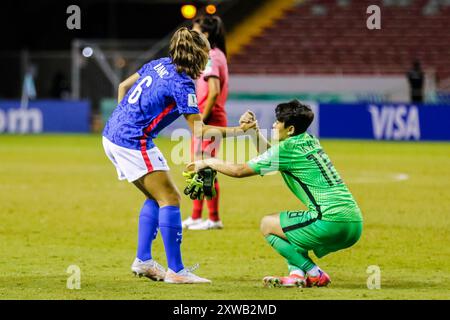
[275,100,314,135]
[193,15,227,57]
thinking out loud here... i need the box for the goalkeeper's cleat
[306,270,331,287]
[182,217,203,229]
[164,265,211,284]
[263,276,282,288]
[188,219,223,230]
[131,258,166,281]
[280,274,306,288]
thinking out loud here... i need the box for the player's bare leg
[261,213,307,288]
[260,214,288,240]
[261,213,331,287]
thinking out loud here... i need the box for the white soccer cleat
[182,217,203,229]
[164,266,212,284]
[131,258,166,281]
[187,219,223,230]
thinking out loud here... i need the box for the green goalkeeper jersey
[247,133,363,222]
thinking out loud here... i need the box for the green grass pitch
[0,135,449,299]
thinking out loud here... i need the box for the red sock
[192,199,203,219]
[207,180,220,222]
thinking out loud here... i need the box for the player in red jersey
[182,15,229,230]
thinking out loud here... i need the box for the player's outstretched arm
[253,122,271,154]
[187,158,257,179]
[239,110,271,153]
[117,72,139,103]
[184,113,256,138]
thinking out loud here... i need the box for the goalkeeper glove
[182,168,217,200]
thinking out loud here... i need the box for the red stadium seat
[231,0,450,79]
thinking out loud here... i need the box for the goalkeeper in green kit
[187,99,363,288]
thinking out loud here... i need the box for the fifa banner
[0,100,91,133]
[319,103,450,141]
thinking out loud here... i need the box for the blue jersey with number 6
[103,57,200,150]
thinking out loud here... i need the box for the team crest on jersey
[188,93,198,107]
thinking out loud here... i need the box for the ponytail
[169,27,210,79]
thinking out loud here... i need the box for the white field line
[345,172,410,184]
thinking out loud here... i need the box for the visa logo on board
[368,105,420,140]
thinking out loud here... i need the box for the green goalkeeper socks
[265,234,316,273]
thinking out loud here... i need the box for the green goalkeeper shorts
[279,210,363,258]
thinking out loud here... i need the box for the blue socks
[136,201,184,273]
[136,199,159,262]
[159,206,184,272]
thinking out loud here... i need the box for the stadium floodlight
[82,47,94,58]
[181,4,197,19]
[206,4,217,15]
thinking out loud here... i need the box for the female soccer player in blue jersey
[102,27,254,284]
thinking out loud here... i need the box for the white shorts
[102,137,169,182]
